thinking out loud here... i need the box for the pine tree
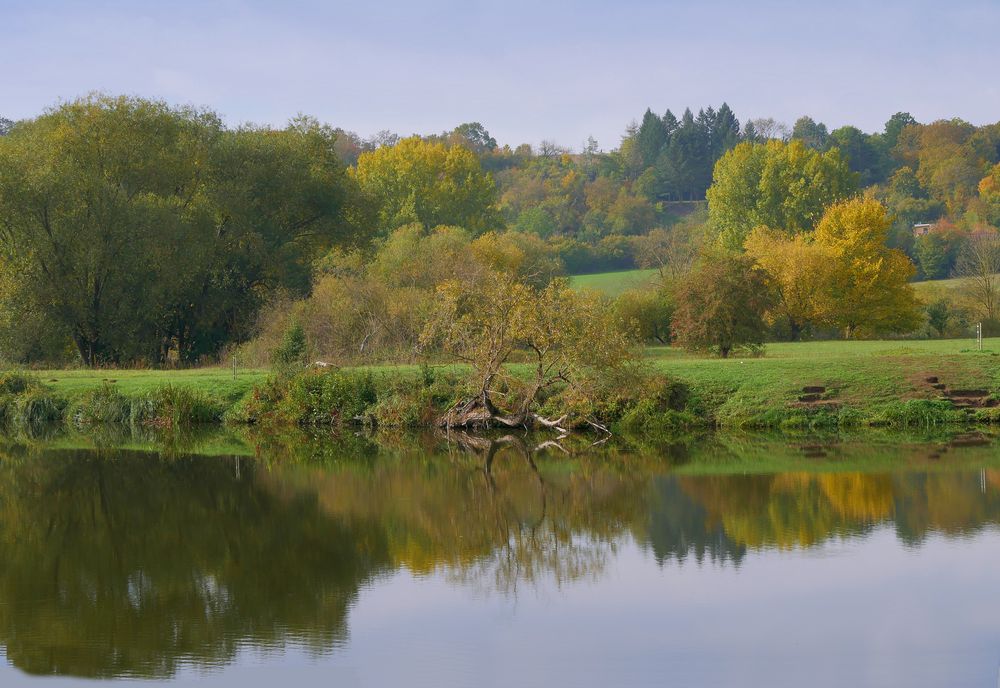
[662,109,679,138]
[711,103,741,158]
[635,108,668,169]
[791,116,830,150]
[662,108,703,200]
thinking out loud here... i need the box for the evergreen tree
[710,103,741,158]
[791,116,830,150]
[660,109,703,200]
[635,108,668,169]
[662,109,679,138]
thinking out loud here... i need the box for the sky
[3,0,999,151]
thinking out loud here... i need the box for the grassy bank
[4,338,1000,432]
[645,338,1000,428]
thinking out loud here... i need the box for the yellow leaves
[353,136,500,235]
[980,163,1000,206]
[745,198,921,337]
[814,196,891,257]
[745,226,837,330]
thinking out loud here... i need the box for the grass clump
[0,372,66,427]
[69,383,224,428]
[868,399,960,427]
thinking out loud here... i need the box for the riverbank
[3,338,1000,431]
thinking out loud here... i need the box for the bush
[271,321,309,375]
[69,384,152,426]
[275,369,378,425]
[147,386,225,426]
[370,372,463,428]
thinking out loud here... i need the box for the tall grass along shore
[3,338,1000,433]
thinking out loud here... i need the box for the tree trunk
[789,320,802,341]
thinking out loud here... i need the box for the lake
[2,428,1000,687]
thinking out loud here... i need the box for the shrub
[272,321,309,375]
[69,384,152,426]
[147,386,224,426]
[275,369,378,425]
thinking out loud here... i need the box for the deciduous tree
[353,136,500,235]
[955,231,1000,320]
[812,198,922,337]
[744,227,836,339]
[707,140,858,250]
[671,252,773,357]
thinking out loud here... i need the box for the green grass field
[16,335,1000,429]
[31,367,267,404]
[568,268,658,296]
[643,337,1000,427]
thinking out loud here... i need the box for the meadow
[8,335,997,431]
[568,268,659,296]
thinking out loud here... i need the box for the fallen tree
[422,271,636,432]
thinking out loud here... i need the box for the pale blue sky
[3,0,999,150]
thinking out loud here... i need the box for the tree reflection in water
[1,432,1000,679]
[0,449,392,679]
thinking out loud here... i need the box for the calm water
[2,429,1000,687]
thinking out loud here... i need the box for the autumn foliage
[744,198,922,339]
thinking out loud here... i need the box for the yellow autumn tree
[353,136,501,235]
[743,227,837,339]
[812,198,922,338]
[980,162,1000,226]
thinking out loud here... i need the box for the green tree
[615,287,674,343]
[448,122,498,154]
[706,140,858,249]
[671,252,773,357]
[634,108,668,169]
[710,103,741,159]
[830,125,881,186]
[273,321,309,369]
[0,96,355,365]
[791,116,830,150]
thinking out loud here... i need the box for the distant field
[569,268,658,296]
[572,269,981,300]
[913,275,976,296]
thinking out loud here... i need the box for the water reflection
[0,449,392,678]
[1,429,1000,680]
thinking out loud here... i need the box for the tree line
[2,94,1000,365]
